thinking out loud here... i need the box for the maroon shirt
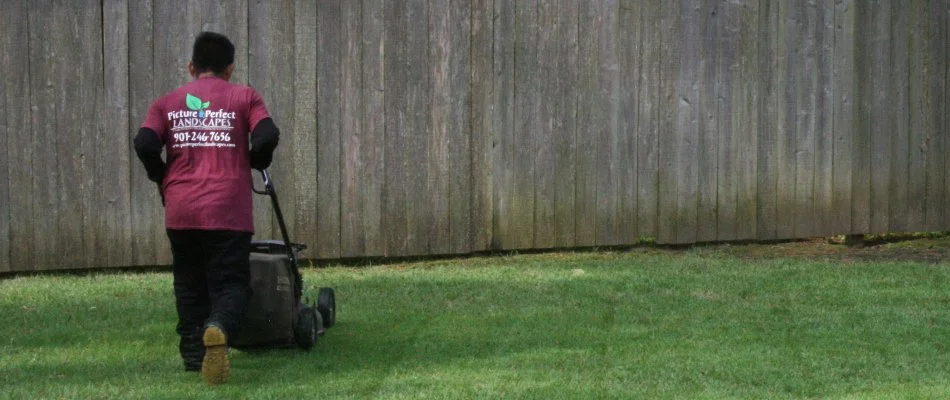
[141,76,270,233]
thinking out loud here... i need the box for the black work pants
[167,229,252,357]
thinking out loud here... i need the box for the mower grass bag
[230,252,309,350]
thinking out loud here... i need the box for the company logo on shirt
[187,93,211,117]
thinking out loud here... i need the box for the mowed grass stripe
[1,250,949,399]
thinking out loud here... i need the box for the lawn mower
[230,169,336,350]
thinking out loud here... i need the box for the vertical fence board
[535,0,558,249]
[673,0,698,244]
[617,0,638,244]
[774,0,796,239]
[341,0,365,257]
[315,0,342,257]
[868,1,892,234]
[383,1,409,255]
[78,0,104,269]
[851,1,872,234]
[755,1,776,240]
[734,0,759,240]
[716,0,737,241]
[361,0,386,256]
[427,0,454,254]
[471,0,494,251]
[1,0,31,271]
[925,0,948,230]
[554,0,581,248]
[574,0,598,247]
[100,0,131,268]
[793,0,817,238]
[833,0,855,234]
[490,0,514,250]
[511,0,538,249]
[250,0,296,244]
[657,0,682,243]
[129,0,161,265]
[406,0,431,254]
[594,1,623,245]
[813,3,835,236]
[889,3,910,232]
[293,0,319,257]
[697,0,719,242]
[28,0,63,269]
[636,0,661,241]
[907,2,928,231]
[446,2,472,254]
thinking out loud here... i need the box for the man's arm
[134,127,166,183]
[250,118,280,170]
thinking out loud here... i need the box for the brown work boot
[200,323,229,385]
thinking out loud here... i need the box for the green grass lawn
[2,249,950,399]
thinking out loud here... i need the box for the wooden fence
[0,0,947,272]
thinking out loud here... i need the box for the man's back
[142,76,270,233]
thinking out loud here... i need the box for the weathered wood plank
[868,1,892,234]
[636,0,662,241]
[618,0,637,244]
[733,0,758,240]
[775,0,797,239]
[793,0,817,238]
[574,0,598,246]
[594,1,622,245]
[697,0,719,242]
[293,0,319,256]
[405,0,430,254]
[945,0,950,229]
[314,0,342,257]
[77,0,103,269]
[889,2,910,232]
[491,0,515,249]
[511,0,538,249]
[657,0,682,244]
[715,0,736,241]
[851,1,872,234]
[340,0,364,257]
[383,1,409,255]
[555,0,579,247]
[906,0,928,231]
[756,0,778,240]
[674,0,698,244]
[100,0,131,268]
[925,0,948,230]
[0,0,30,271]
[129,0,162,266]
[250,0,296,244]
[813,2,835,237]
[832,0,855,234]
[427,0,454,254]
[445,2,472,254]
[191,0,249,85]
[360,0,385,256]
[470,0,494,251]
[534,0,558,249]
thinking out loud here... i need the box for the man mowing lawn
[133,31,281,385]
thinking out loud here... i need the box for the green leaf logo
[186,94,211,117]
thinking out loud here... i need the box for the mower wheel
[317,287,336,329]
[294,306,321,350]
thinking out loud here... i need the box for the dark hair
[191,32,235,74]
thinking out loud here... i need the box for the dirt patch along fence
[0,1,947,272]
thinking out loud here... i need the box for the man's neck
[196,72,220,79]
